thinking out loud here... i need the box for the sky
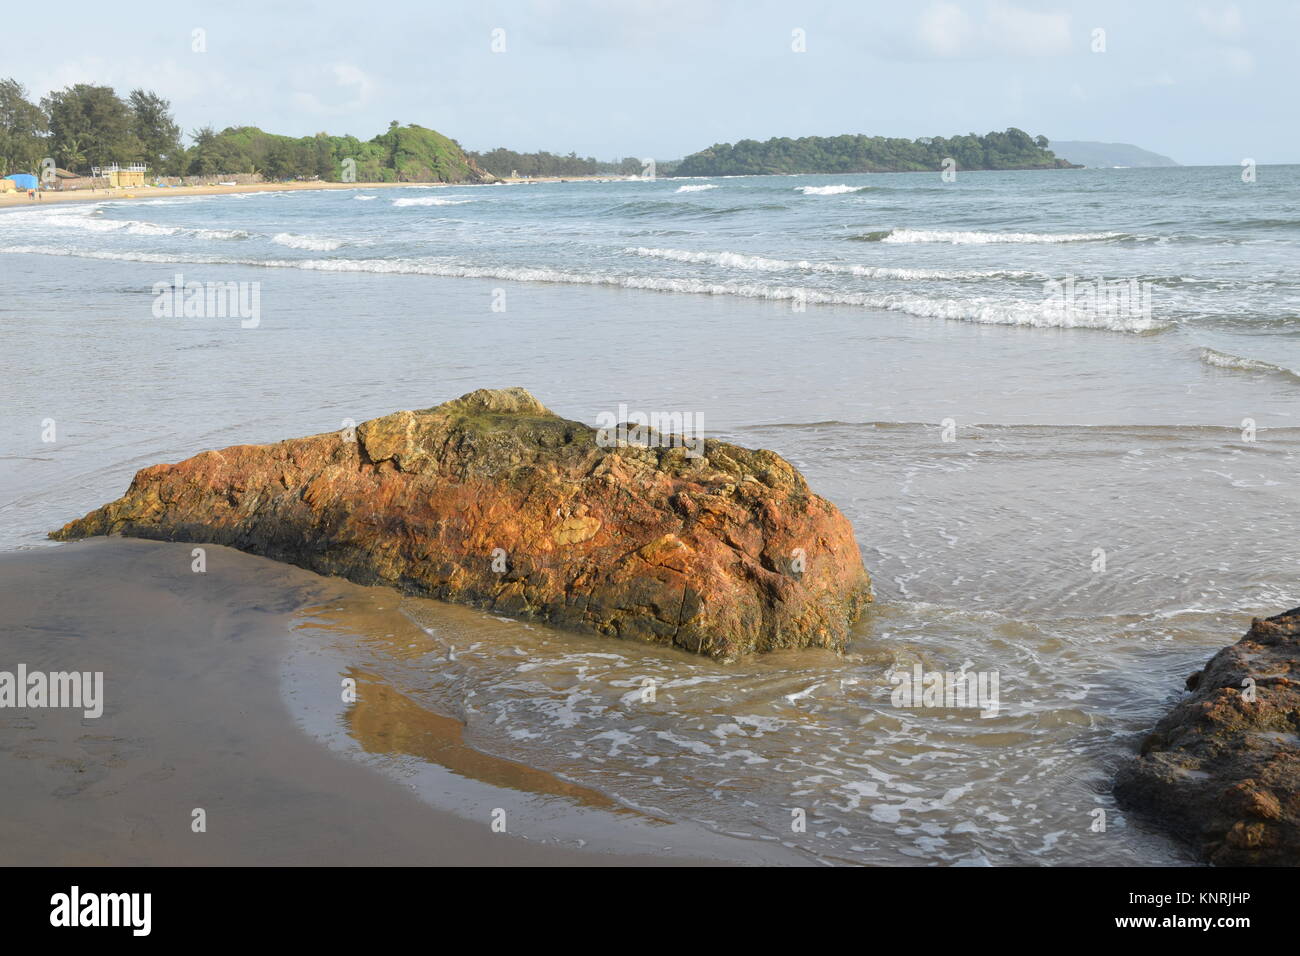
[3,0,1295,165]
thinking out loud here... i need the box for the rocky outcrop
[51,388,871,660]
[1114,607,1300,865]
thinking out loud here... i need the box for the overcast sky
[5,0,1294,165]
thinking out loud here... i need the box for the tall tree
[0,78,47,174]
[128,89,182,175]
[42,84,139,174]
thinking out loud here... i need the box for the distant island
[671,128,1076,176]
[1047,140,1179,168]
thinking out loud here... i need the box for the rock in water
[1114,607,1300,865]
[51,388,871,660]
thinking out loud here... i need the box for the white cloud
[1197,4,1245,38]
[918,3,974,57]
[1137,73,1177,87]
[915,1,1071,59]
[1221,47,1255,74]
[290,63,377,116]
[985,2,1072,56]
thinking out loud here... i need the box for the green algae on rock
[51,388,872,660]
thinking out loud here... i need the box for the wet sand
[0,538,748,865]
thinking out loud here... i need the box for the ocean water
[2,166,1298,865]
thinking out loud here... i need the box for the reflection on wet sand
[343,668,634,814]
[296,594,645,816]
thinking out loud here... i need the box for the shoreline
[0,175,635,209]
[0,180,433,209]
[0,538,771,865]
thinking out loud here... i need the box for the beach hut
[90,164,147,188]
[5,173,39,191]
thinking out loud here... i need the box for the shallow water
[2,169,1297,864]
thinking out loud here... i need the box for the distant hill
[1048,140,1179,168]
[183,122,495,183]
[673,129,1076,176]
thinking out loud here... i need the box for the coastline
[0,538,772,865]
[0,180,429,209]
[0,175,634,209]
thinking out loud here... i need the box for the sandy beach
[0,180,421,209]
[0,538,776,866]
[0,175,630,209]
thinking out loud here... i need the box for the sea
[1,165,1298,865]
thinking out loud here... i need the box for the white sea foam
[192,228,252,240]
[879,228,1124,244]
[675,184,718,193]
[0,244,1169,332]
[115,196,212,207]
[1200,347,1300,380]
[271,232,344,251]
[625,246,1037,280]
[25,212,249,240]
[392,196,472,207]
[796,184,864,195]
[352,194,378,201]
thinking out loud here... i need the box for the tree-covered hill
[1,79,494,183]
[183,121,495,183]
[673,129,1076,176]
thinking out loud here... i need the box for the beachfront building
[90,163,148,188]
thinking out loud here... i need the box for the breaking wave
[625,246,1038,280]
[1200,347,1300,381]
[869,228,1127,244]
[271,232,344,251]
[0,244,1172,332]
[796,184,867,196]
[392,196,473,207]
[676,184,719,193]
[0,206,251,241]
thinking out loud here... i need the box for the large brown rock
[1114,607,1300,865]
[51,388,871,660]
